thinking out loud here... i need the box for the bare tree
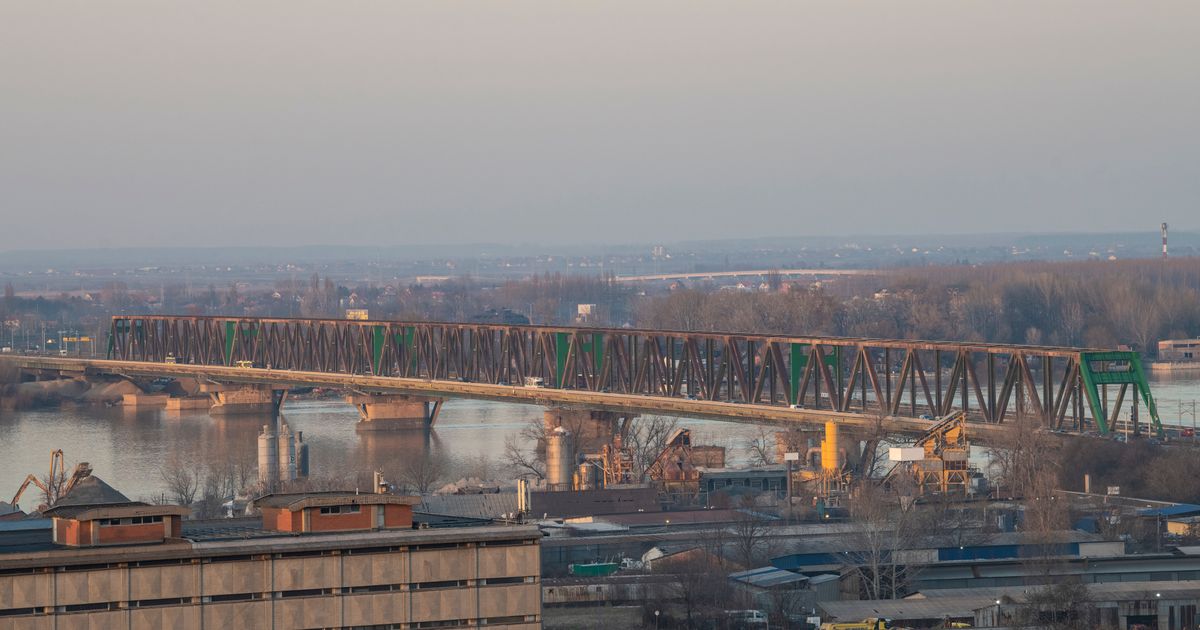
[764,586,811,630]
[745,425,777,466]
[926,494,988,549]
[987,405,1073,583]
[395,450,449,495]
[38,462,71,507]
[729,494,775,567]
[669,545,733,629]
[195,459,235,520]
[160,455,202,506]
[459,452,494,482]
[989,405,1057,500]
[503,434,545,481]
[842,482,930,599]
[624,415,680,479]
[855,412,895,478]
[230,446,258,496]
[1012,581,1096,630]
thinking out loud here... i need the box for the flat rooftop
[0,507,519,559]
[255,491,421,510]
[0,522,540,570]
[822,581,1200,621]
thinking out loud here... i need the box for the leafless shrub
[395,449,449,495]
[503,433,545,481]
[160,455,202,507]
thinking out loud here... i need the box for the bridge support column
[120,392,170,408]
[200,383,287,416]
[165,396,212,411]
[543,408,636,454]
[348,394,443,431]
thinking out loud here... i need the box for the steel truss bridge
[44,315,1161,438]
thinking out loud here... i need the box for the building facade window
[319,505,361,515]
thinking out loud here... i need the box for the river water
[0,397,767,502]
[2,373,1199,502]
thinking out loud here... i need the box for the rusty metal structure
[885,412,974,495]
[103,315,1161,435]
[599,435,636,487]
[10,450,94,510]
[645,428,704,501]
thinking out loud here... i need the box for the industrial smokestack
[1162,222,1169,260]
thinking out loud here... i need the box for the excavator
[10,450,93,511]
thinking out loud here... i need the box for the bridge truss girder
[107,316,1161,436]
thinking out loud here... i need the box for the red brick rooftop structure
[40,502,189,548]
[254,492,420,533]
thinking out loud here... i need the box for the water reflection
[357,427,439,470]
[6,374,1195,501]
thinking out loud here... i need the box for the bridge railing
[107,315,1161,435]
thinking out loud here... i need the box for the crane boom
[10,474,50,508]
[8,449,89,510]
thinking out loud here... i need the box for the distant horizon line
[1,227,1195,256]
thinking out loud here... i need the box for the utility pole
[1184,400,1198,443]
[784,451,799,524]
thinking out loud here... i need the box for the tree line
[637,258,1200,353]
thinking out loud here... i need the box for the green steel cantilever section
[1079,351,1162,437]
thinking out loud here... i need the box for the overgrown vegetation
[637,258,1200,352]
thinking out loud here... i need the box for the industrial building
[820,582,1200,629]
[1157,338,1200,362]
[700,466,789,499]
[0,483,542,630]
[729,566,839,612]
[766,525,1200,603]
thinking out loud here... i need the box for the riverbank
[1150,362,1200,373]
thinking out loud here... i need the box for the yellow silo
[820,422,840,473]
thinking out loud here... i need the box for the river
[2,373,1199,503]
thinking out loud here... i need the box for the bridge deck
[4,355,1012,440]
[2,314,1164,440]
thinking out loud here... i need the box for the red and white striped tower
[1162,222,1169,260]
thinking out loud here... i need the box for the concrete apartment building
[0,488,542,630]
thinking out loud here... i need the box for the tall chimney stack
[1162,222,1169,260]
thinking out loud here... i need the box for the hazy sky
[3,2,1198,250]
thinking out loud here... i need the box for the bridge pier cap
[201,383,287,416]
[349,393,443,431]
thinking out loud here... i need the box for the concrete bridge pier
[199,382,287,416]
[349,394,443,431]
[543,408,636,454]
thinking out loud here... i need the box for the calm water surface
[0,397,764,501]
[2,373,1198,501]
